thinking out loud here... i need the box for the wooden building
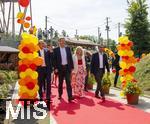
[65,38,98,50]
[0,46,19,70]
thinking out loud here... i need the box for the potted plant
[123,81,141,105]
[102,74,111,94]
[87,73,96,90]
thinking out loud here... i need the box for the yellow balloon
[19,86,28,94]
[123,50,129,56]
[18,52,25,59]
[28,85,39,96]
[120,90,125,97]
[31,72,38,79]
[33,26,37,35]
[126,74,134,81]
[118,36,124,43]
[119,61,127,69]
[128,50,134,57]
[118,50,124,56]
[19,72,26,78]
[25,52,38,60]
[17,12,24,19]
[118,36,129,44]
[120,77,125,82]
[20,69,37,78]
[123,40,129,44]
[33,52,38,58]
[126,63,132,68]
[29,35,38,45]
[25,69,31,75]
[22,32,30,39]
[21,39,30,44]
[36,85,39,91]
[26,54,34,60]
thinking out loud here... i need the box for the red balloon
[19,64,28,72]
[29,64,37,70]
[122,81,126,87]
[121,44,125,47]
[129,66,136,73]
[124,69,128,73]
[22,46,31,53]
[137,58,140,62]
[127,41,133,47]
[26,16,31,21]
[124,56,129,60]
[17,19,21,23]
[26,82,35,90]
[18,0,30,7]
[112,69,116,73]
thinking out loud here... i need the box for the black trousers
[38,67,51,100]
[114,69,119,86]
[94,69,104,97]
[47,72,51,100]
[58,65,73,99]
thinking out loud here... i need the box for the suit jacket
[90,52,110,75]
[53,47,74,72]
[112,53,121,71]
[38,48,53,73]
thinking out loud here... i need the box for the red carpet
[50,85,150,124]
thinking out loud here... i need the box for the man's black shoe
[68,97,75,103]
[58,96,62,100]
[102,97,105,102]
[84,89,88,92]
[95,94,101,99]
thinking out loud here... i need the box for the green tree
[54,30,59,38]
[125,0,150,57]
[62,30,67,37]
[109,39,117,52]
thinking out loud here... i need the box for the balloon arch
[17,0,43,100]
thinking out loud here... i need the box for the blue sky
[10,0,150,41]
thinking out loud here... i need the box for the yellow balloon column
[17,0,43,99]
[117,36,137,88]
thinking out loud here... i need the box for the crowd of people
[37,37,120,108]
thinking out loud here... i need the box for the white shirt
[40,49,46,67]
[99,52,104,68]
[60,47,67,65]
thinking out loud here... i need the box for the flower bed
[0,70,18,123]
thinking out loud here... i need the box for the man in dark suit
[112,51,121,87]
[90,45,110,102]
[53,38,74,102]
[37,40,53,103]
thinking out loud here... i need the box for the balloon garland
[117,36,138,88]
[17,0,43,99]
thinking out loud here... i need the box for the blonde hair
[38,40,45,44]
[75,46,84,56]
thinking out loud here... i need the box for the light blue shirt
[60,47,67,65]
[99,52,104,68]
